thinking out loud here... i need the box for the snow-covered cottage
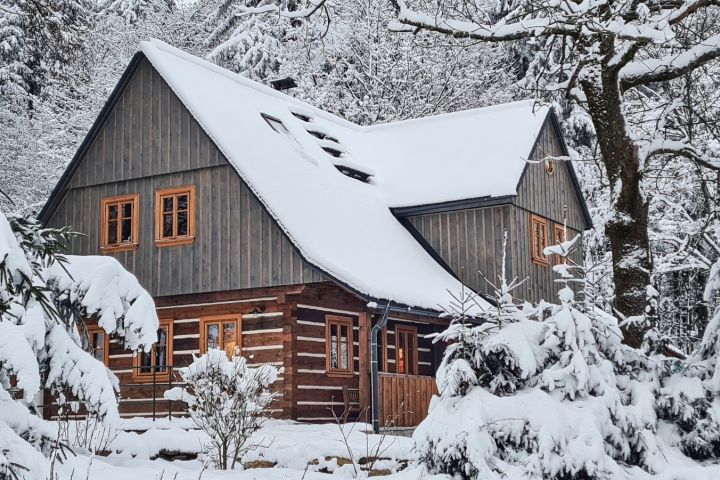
[39,39,591,425]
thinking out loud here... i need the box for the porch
[377,373,437,428]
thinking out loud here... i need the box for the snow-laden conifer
[0,210,158,479]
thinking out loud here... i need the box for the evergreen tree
[0,209,158,478]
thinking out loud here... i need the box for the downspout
[370,303,390,434]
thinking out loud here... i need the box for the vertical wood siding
[406,205,583,304]
[45,57,324,297]
[515,119,587,232]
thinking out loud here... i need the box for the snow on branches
[0,210,158,478]
[165,350,279,470]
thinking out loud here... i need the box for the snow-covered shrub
[165,349,278,470]
[415,236,660,479]
[0,210,158,479]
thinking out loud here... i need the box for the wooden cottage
[39,40,591,426]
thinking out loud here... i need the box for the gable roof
[39,39,589,312]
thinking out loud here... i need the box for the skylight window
[292,111,312,122]
[261,113,302,151]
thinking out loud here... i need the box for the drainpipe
[370,303,390,434]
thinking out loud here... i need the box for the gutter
[370,303,390,433]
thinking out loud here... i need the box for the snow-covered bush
[415,236,661,479]
[0,210,158,479]
[165,349,279,470]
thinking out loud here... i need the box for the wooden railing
[378,373,438,427]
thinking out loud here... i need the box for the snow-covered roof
[138,40,556,311]
[51,38,551,312]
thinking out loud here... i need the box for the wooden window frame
[100,194,139,253]
[378,327,388,373]
[530,214,550,266]
[155,185,196,247]
[395,325,419,375]
[326,315,354,377]
[199,314,242,357]
[132,319,173,383]
[553,223,568,264]
[85,325,109,366]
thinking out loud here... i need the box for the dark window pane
[163,213,173,238]
[178,195,188,210]
[156,346,167,372]
[121,219,132,243]
[177,210,188,236]
[158,328,167,346]
[107,220,118,245]
[122,202,133,218]
[140,351,152,373]
[108,205,118,220]
[163,197,174,213]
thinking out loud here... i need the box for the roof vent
[292,111,312,122]
[336,166,372,183]
[322,147,343,158]
[269,77,297,91]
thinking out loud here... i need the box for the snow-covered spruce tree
[203,0,307,81]
[387,0,720,348]
[165,349,278,470]
[0,210,158,479]
[656,259,720,459]
[415,236,660,480]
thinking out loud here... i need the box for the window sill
[327,370,355,378]
[155,236,195,247]
[131,372,171,383]
[101,243,138,254]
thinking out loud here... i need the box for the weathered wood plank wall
[515,118,587,232]
[404,119,587,304]
[45,57,325,297]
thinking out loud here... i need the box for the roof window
[292,111,312,122]
[261,113,302,150]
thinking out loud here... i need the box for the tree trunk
[582,65,652,348]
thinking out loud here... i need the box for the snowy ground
[55,418,720,480]
[57,418,445,480]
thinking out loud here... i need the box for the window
[133,319,173,381]
[82,326,109,365]
[395,326,418,375]
[326,316,353,376]
[378,327,388,373]
[553,223,568,263]
[101,194,139,252]
[155,186,195,246]
[200,315,241,357]
[530,214,549,266]
[261,113,302,150]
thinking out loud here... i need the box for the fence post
[168,365,173,421]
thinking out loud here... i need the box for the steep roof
[41,39,580,312]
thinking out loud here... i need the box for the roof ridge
[140,38,361,130]
[141,39,549,135]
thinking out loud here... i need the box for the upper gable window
[530,214,549,266]
[101,194,139,252]
[155,186,195,247]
